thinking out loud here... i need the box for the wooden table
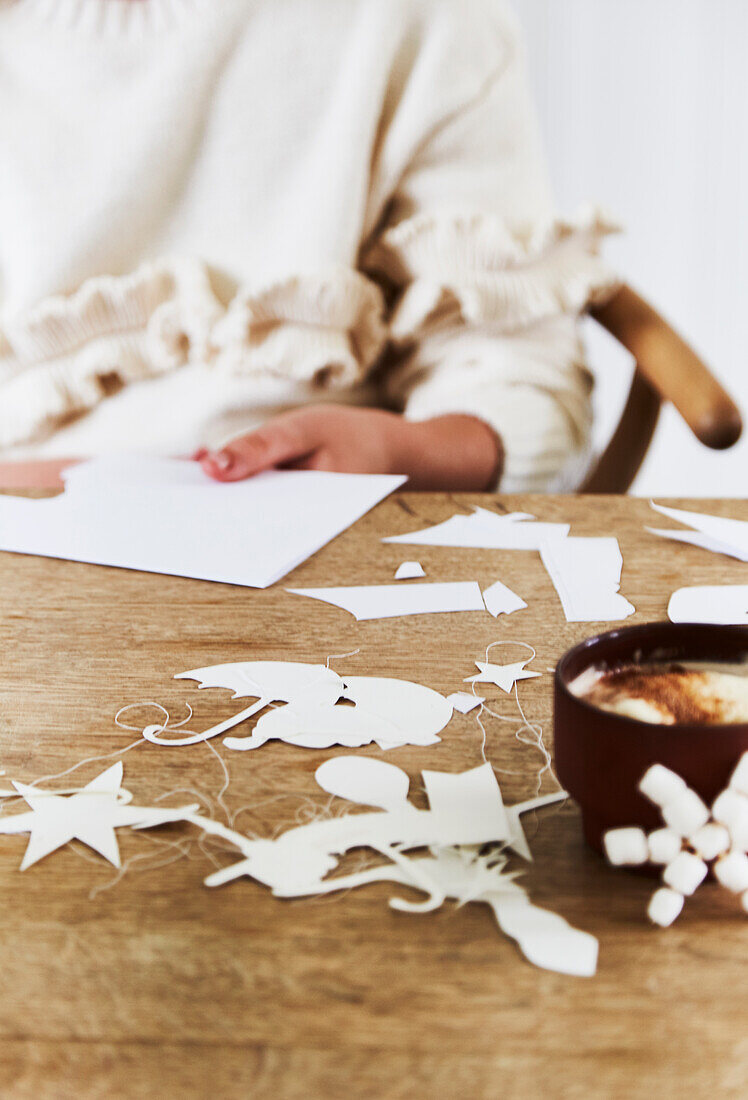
[0,492,746,1099]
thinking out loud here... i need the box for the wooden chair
[580,285,742,493]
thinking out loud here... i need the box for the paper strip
[383,508,570,550]
[286,582,486,620]
[668,586,748,625]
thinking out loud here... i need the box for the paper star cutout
[0,762,196,870]
[463,660,541,694]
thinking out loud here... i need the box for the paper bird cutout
[187,757,593,976]
[464,660,541,695]
[0,762,197,870]
[603,756,748,926]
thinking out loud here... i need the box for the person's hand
[195,405,503,491]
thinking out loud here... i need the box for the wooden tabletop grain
[0,491,746,1100]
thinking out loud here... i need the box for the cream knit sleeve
[364,3,618,492]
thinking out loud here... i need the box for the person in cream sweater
[0,0,616,490]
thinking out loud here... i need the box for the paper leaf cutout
[668,585,748,625]
[394,561,426,580]
[286,582,485,620]
[540,537,635,622]
[0,762,197,870]
[647,502,748,563]
[0,457,406,588]
[383,508,570,549]
[464,659,541,694]
[315,757,410,810]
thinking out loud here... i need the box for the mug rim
[554,621,748,733]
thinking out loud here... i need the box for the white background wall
[514,0,747,495]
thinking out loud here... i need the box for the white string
[467,637,562,795]
[325,648,360,670]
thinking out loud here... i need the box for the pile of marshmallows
[604,752,748,927]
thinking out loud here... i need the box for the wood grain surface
[0,491,746,1100]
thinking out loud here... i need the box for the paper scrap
[464,659,541,695]
[394,561,426,580]
[668,586,748,625]
[482,579,527,618]
[139,660,454,752]
[0,456,405,588]
[286,581,485,620]
[446,691,484,714]
[383,507,570,550]
[647,502,748,563]
[0,762,196,870]
[540,537,635,622]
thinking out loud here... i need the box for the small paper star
[0,762,196,870]
[463,660,541,695]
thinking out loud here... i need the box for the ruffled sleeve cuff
[365,205,620,340]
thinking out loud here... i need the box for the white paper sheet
[0,457,405,588]
[286,581,486,620]
[540,537,635,622]
[394,561,426,580]
[647,502,748,563]
[382,507,570,549]
[482,579,527,618]
[668,586,748,625]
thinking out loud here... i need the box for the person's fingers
[199,419,315,481]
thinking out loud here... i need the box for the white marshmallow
[729,752,748,798]
[714,851,748,894]
[639,765,687,807]
[604,827,649,866]
[662,789,710,837]
[689,823,730,861]
[648,887,685,928]
[712,788,748,851]
[663,851,708,896]
[647,828,683,865]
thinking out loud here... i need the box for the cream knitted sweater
[0,0,616,490]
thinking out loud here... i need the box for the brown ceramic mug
[554,622,748,854]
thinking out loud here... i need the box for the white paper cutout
[226,675,454,752]
[539,537,635,622]
[194,758,594,975]
[604,757,748,925]
[141,661,454,753]
[464,659,541,695]
[668,586,748,625]
[446,691,484,714]
[647,502,748,563]
[482,580,527,618]
[0,457,405,588]
[394,561,426,580]
[286,582,485,620]
[383,507,570,549]
[0,763,197,870]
